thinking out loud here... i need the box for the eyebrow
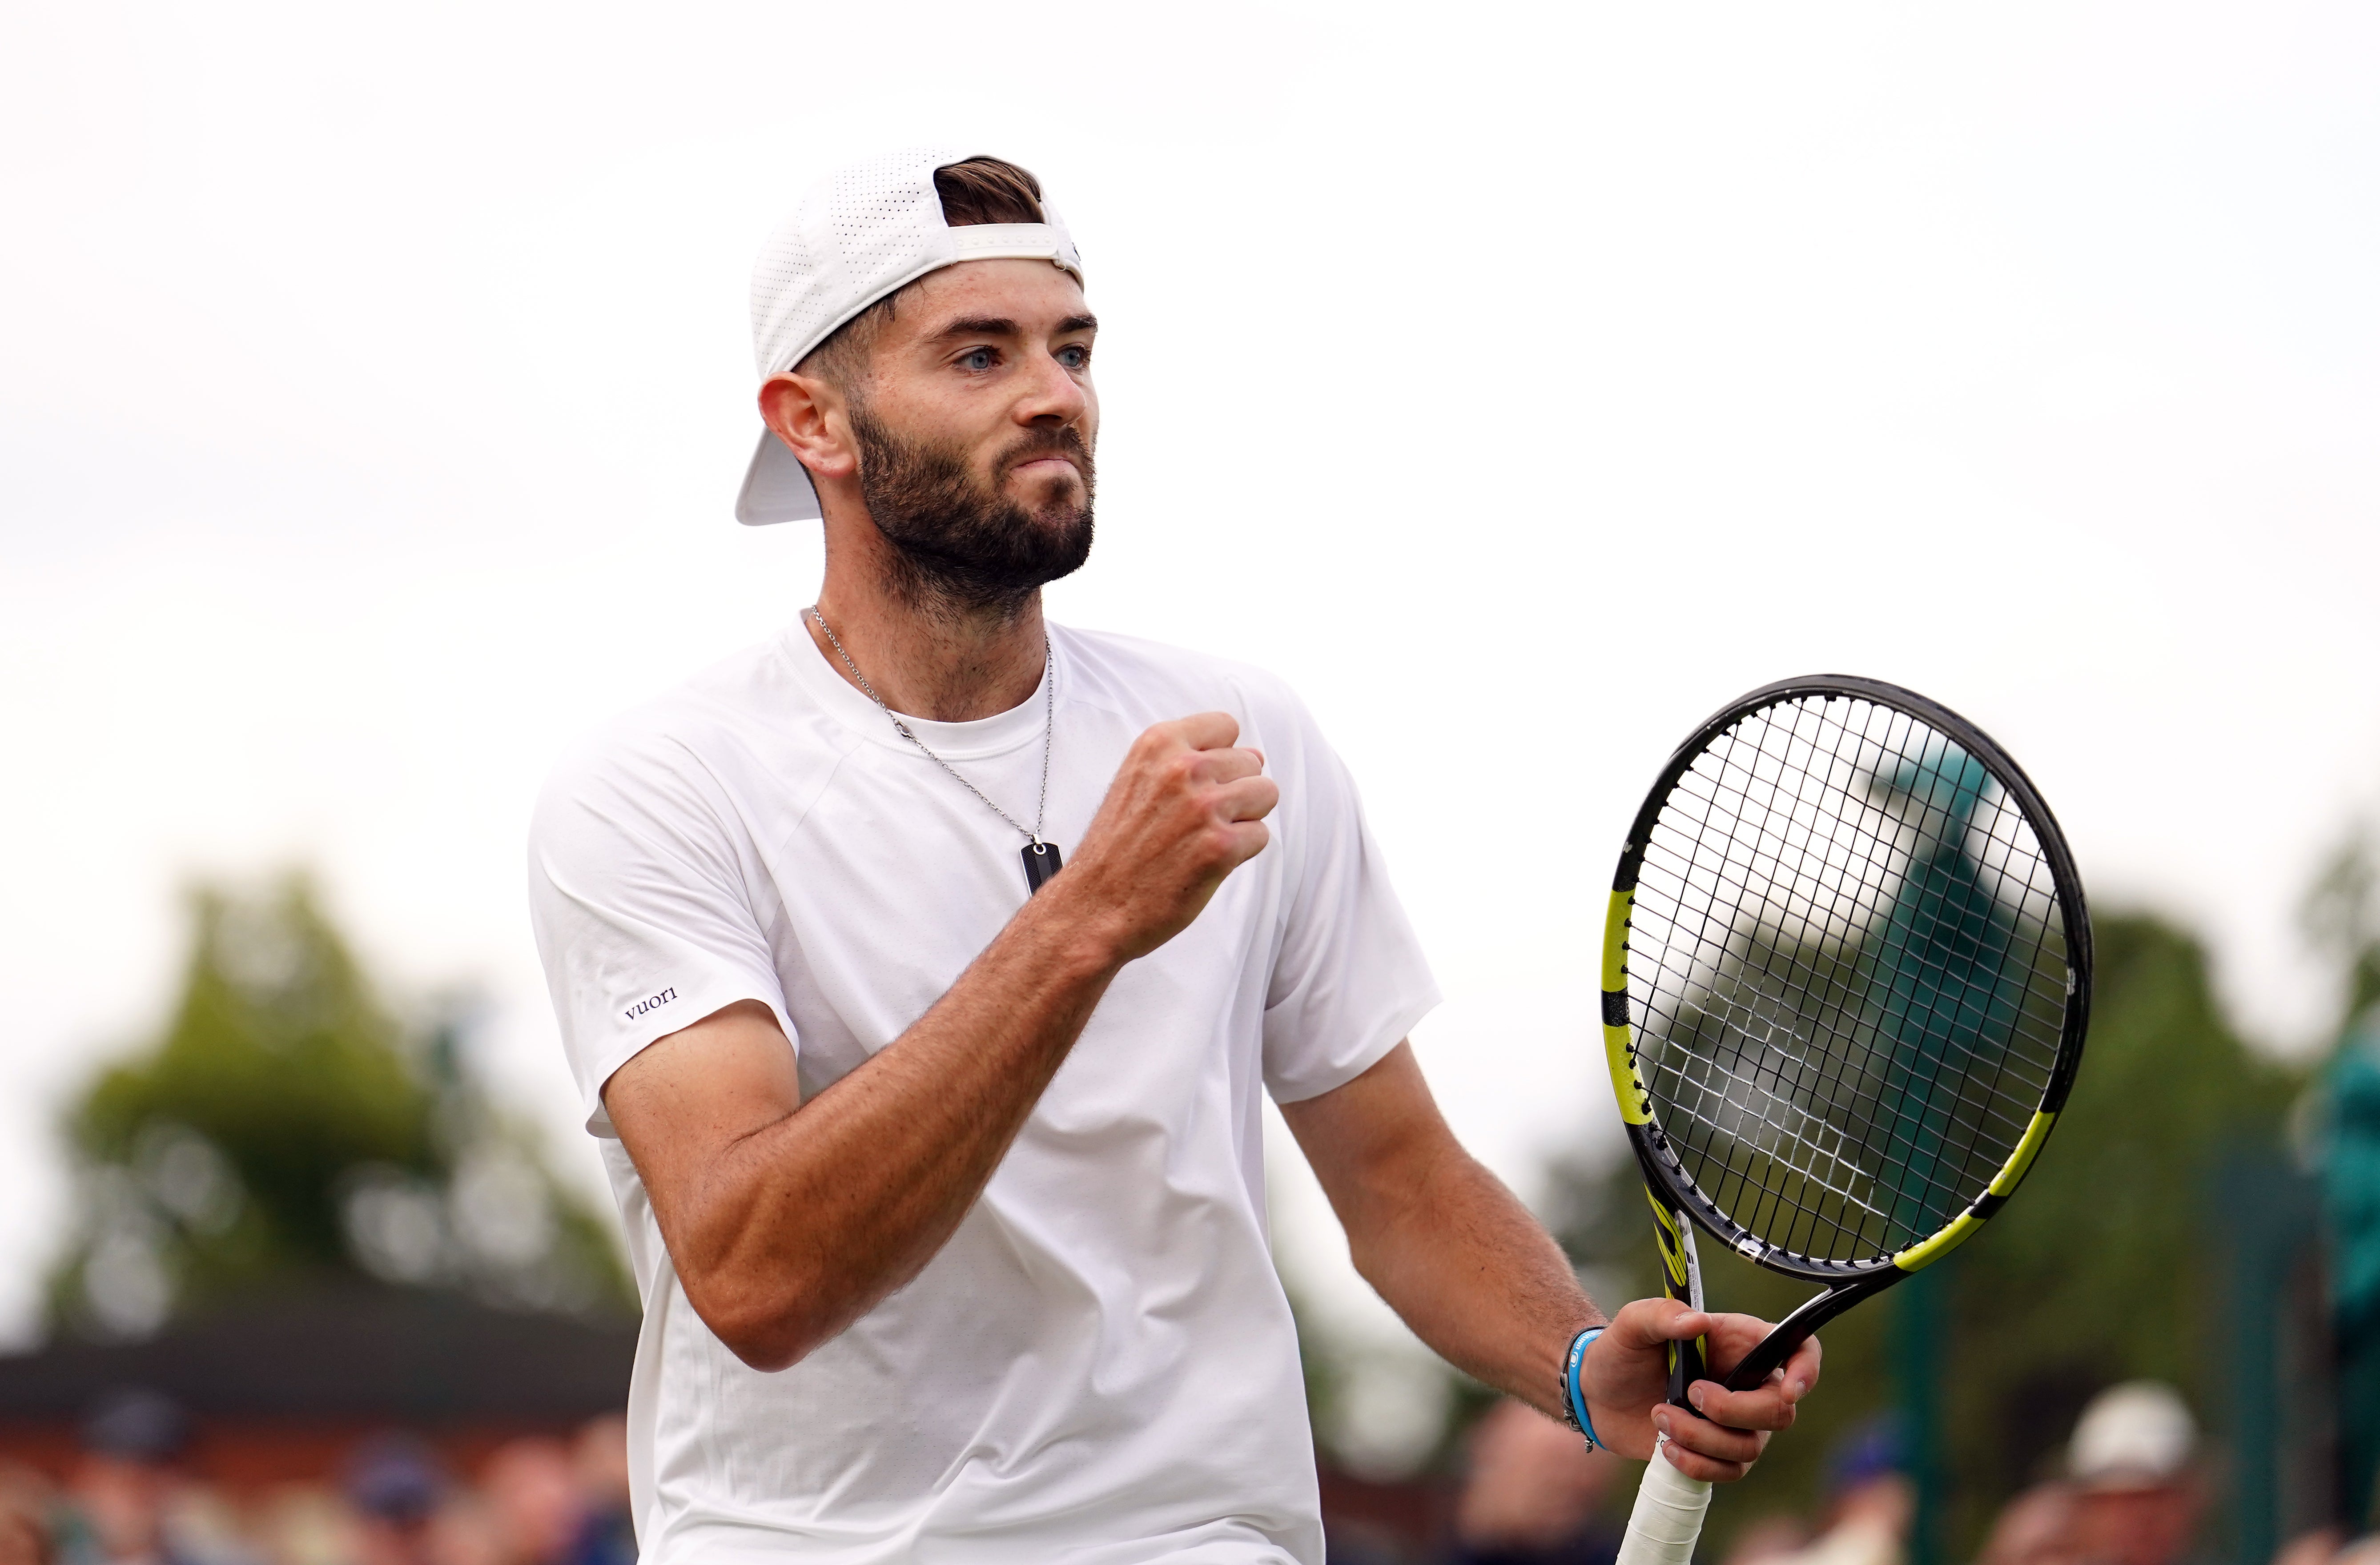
[931,313,1100,341]
[934,316,1018,340]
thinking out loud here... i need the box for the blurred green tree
[1542,912,2301,1558]
[49,873,631,1339]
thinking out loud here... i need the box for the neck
[809,568,1048,724]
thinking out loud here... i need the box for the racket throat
[1722,1270,1904,1392]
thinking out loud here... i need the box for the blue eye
[960,348,996,371]
[1057,345,1089,369]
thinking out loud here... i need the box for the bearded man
[527,148,1821,1565]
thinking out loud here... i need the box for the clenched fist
[1043,712,1279,963]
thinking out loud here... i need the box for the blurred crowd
[0,1394,631,1565]
[1431,1380,2379,1565]
[15,1379,2380,1565]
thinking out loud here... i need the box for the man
[57,1391,197,1565]
[1450,1398,1624,1565]
[529,148,1819,1563]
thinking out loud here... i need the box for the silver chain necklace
[810,607,1063,894]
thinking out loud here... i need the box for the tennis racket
[1603,676,2091,1565]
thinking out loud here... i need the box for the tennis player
[528,148,1820,1564]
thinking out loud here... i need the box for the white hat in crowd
[2067,1381,2197,1491]
[734,146,1086,527]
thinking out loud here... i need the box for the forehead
[891,257,1091,338]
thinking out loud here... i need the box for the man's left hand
[1581,1298,1822,1482]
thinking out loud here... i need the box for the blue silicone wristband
[1564,1326,1606,1451]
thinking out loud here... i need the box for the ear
[758,372,858,486]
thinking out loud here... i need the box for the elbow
[683,1271,843,1373]
[716,1323,808,1375]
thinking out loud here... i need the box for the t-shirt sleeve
[1257,689,1440,1104]
[528,730,794,1137]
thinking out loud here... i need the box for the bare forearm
[672,897,1117,1367]
[1284,1046,1600,1418]
[1346,1145,1600,1417]
[1290,1047,1820,1478]
[611,711,1278,1372]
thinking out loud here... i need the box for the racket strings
[1649,706,2063,1249]
[1654,744,2058,1249]
[1629,694,2071,1262]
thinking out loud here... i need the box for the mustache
[996,425,1095,483]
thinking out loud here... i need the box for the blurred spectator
[2271,1530,2345,1565]
[1722,1515,1812,1565]
[478,1442,576,1565]
[0,1464,55,1565]
[54,1389,229,1565]
[2066,1383,2201,1565]
[560,1419,630,1565]
[345,1435,450,1565]
[27,1414,639,1565]
[245,1485,355,1565]
[1976,1483,2082,1565]
[1745,1421,1912,1565]
[1449,1399,1621,1565]
[2320,1018,2380,1531]
[1977,1381,2201,1565]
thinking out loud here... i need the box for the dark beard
[849,409,1096,617]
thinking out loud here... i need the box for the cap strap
[949,222,1082,277]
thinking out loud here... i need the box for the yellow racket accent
[1601,888,1633,991]
[1602,890,1650,1126]
[1891,1109,2058,1271]
[1988,1110,2058,1196]
[1892,1211,1983,1272]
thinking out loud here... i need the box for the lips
[999,428,1092,478]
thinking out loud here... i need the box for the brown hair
[797,156,1051,387]
[931,156,1045,227]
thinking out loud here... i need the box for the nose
[1013,345,1088,428]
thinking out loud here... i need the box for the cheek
[873,385,1009,464]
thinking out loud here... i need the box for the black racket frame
[1605,675,2093,1398]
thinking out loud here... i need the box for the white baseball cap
[734,146,1086,526]
[2067,1381,2195,1490]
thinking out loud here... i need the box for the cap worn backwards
[735,147,1086,527]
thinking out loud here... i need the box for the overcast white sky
[4,1,2377,1360]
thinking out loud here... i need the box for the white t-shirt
[527,619,1438,1565]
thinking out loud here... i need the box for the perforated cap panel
[746,146,1084,379]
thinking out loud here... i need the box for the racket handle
[1616,1443,1715,1565]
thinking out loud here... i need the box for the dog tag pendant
[1021,841,1063,895]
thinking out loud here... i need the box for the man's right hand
[1043,712,1279,962]
[607,713,1280,1372]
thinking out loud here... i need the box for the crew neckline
[777,617,1060,761]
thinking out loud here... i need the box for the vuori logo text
[624,987,678,1022]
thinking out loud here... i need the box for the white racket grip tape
[1615,1442,1715,1565]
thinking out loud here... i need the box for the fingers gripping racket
[1604,678,2092,1565]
